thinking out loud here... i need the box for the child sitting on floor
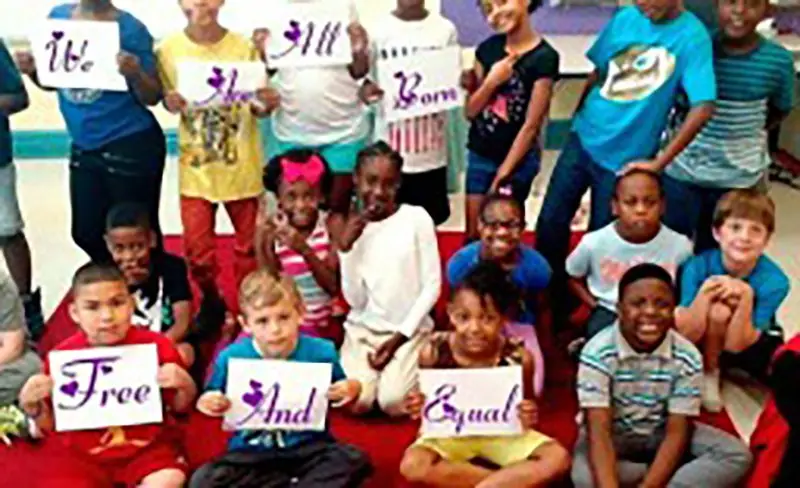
[567,169,692,341]
[676,189,789,412]
[338,141,441,417]
[401,262,571,487]
[256,150,340,341]
[572,263,752,488]
[191,269,371,488]
[18,262,196,487]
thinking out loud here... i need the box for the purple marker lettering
[422,383,458,424]
[46,31,63,72]
[394,71,422,110]
[57,356,121,410]
[502,384,519,422]
[325,22,341,56]
[134,385,150,403]
[301,21,315,56]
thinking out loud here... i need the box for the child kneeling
[401,262,571,487]
[572,263,751,488]
[190,270,371,488]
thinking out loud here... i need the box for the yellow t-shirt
[156,31,264,202]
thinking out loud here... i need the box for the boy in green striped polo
[663,0,796,252]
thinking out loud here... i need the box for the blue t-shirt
[0,40,26,167]
[446,242,551,324]
[207,334,346,452]
[572,7,716,172]
[679,249,790,331]
[49,4,159,150]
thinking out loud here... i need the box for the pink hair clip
[281,154,325,186]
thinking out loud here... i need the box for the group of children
[0,0,798,486]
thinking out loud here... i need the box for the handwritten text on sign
[49,344,163,432]
[32,20,127,91]
[419,366,523,438]
[178,61,266,107]
[224,359,332,432]
[378,46,463,123]
[265,3,353,68]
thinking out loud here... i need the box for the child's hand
[517,399,539,430]
[620,159,662,175]
[368,333,408,372]
[19,374,53,411]
[252,28,270,61]
[197,391,231,417]
[338,204,368,252]
[484,54,518,88]
[117,51,142,78]
[327,379,361,408]
[358,80,383,105]
[164,91,188,114]
[460,69,479,93]
[253,87,280,114]
[157,363,191,390]
[347,23,369,56]
[404,389,426,420]
[273,213,308,253]
[14,51,36,76]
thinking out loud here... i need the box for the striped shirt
[276,214,332,336]
[577,325,703,440]
[668,39,795,188]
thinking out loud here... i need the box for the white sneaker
[703,370,723,413]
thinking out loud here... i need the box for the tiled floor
[7,151,800,440]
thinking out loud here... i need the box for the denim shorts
[465,150,541,204]
[0,164,23,238]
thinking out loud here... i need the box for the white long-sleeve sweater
[339,205,442,338]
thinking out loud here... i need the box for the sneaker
[702,369,724,413]
[0,405,37,445]
[22,288,45,341]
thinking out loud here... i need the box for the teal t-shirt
[572,7,716,172]
[0,40,26,167]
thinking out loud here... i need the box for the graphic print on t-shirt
[183,103,246,168]
[62,88,103,104]
[600,45,675,102]
[475,71,527,136]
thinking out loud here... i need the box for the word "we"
[46,30,92,74]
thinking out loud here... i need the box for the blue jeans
[534,133,617,324]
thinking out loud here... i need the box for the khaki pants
[340,326,427,417]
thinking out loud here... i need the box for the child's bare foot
[703,369,723,412]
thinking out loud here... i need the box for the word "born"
[393,70,459,111]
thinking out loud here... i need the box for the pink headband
[281,155,325,186]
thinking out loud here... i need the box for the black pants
[69,121,166,263]
[770,346,800,487]
[189,439,372,488]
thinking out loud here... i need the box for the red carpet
[1,232,738,487]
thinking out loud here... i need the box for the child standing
[18,263,196,487]
[663,0,795,252]
[566,170,693,339]
[256,150,339,341]
[535,0,715,327]
[191,270,371,487]
[364,0,459,225]
[157,0,277,325]
[676,189,789,412]
[572,263,752,488]
[104,203,196,367]
[464,0,559,240]
[338,142,441,417]
[401,262,571,487]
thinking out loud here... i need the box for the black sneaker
[22,288,45,341]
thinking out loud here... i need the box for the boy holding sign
[401,262,570,487]
[572,263,751,488]
[191,270,371,487]
[18,262,196,487]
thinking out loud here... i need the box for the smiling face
[69,280,134,346]
[449,288,505,357]
[105,226,155,287]
[478,199,524,262]
[479,0,529,34]
[277,179,321,231]
[241,297,303,359]
[713,217,770,268]
[617,277,675,352]
[179,0,223,26]
[718,0,767,41]
[612,172,664,242]
[354,156,401,221]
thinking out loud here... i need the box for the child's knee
[177,343,195,368]
[708,302,734,328]
[377,387,408,417]
[140,468,186,488]
[399,447,439,483]
[544,443,572,479]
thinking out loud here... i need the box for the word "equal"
[46,30,93,74]
[393,70,459,111]
[57,356,151,410]
[423,383,520,434]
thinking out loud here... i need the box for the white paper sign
[31,19,127,91]
[224,359,332,432]
[419,366,523,439]
[49,344,163,432]
[378,46,464,123]
[178,61,266,107]
[265,3,353,68]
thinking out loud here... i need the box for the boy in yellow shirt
[156,0,278,331]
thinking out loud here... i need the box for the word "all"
[271,20,342,60]
[58,356,151,410]
[46,30,93,74]
[423,383,520,434]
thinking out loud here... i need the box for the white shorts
[0,164,24,238]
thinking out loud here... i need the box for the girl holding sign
[15,0,167,265]
[463,0,560,241]
[401,262,571,487]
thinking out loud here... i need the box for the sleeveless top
[275,213,333,335]
[424,331,526,369]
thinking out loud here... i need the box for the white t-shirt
[272,0,369,146]
[369,13,458,173]
[565,222,693,311]
[339,204,441,337]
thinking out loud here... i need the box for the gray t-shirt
[0,272,25,333]
[566,222,693,311]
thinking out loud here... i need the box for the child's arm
[396,214,441,339]
[0,42,28,116]
[119,27,163,107]
[254,199,280,274]
[585,408,619,488]
[18,374,55,432]
[565,236,595,308]
[164,301,192,344]
[568,278,598,310]
[639,414,691,488]
[346,23,370,80]
[12,51,56,92]
[291,215,341,297]
[0,330,25,366]
[157,363,197,413]
[465,57,509,119]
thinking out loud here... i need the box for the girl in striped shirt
[255,150,340,341]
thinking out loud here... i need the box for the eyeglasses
[480,218,524,231]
